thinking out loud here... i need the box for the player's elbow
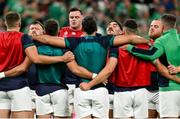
[21,67,28,72]
[107,69,114,76]
[17,67,27,73]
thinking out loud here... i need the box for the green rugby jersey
[23,36,67,85]
[36,44,66,84]
[65,35,115,83]
[127,29,180,91]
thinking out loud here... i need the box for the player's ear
[120,31,125,35]
[162,25,164,31]
[19,22,21,27]
[4,21,7,26]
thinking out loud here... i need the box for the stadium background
[0,0,179,37]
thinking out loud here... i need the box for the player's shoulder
[60,26,70,31]
[7,31,24,37]
[0,31,5,36]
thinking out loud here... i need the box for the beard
[149,34,160,40]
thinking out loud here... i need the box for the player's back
[0,31,25,72]
[36,43,66,84]
[0,31,27,91]
[115,44,152,87]
[163,30,180,68]
[65,35,114,83]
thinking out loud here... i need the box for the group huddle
[0,7,180,119]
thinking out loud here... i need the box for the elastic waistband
[114,86,146,92]
[76,83,105,90]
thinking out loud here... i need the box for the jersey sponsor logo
[72,32,76,36]
[64,31,68,37]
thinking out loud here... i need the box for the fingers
[147,40,152,46]
[169,69,177,74]
[63,51,75,62]
[79,82,90,91]
[168,65,177,74]
[167,65,174,69]
[102,79,108,85]
[79,83,86,90]
[79,82,84,88]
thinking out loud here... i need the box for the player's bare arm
[113,35,149,46]
[154,59,180,83]
[2,57,31,78]
[25,46,74,64]
[66,60,93,79]
[80,57,118,90]
[32,35,66,48]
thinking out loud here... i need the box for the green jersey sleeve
[126,38,164,61]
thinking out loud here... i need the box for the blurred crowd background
[0,0,179,38]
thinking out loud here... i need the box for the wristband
[92,73,97,79]
[0,72,5,79]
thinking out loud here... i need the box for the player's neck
[84,32,96,36]
[7,27,20,32]
[163,26,175,32]
[70,26,82,31]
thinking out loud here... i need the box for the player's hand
[147,40,152,46]
[168,64,179,74]
[120,45,128,50]
[63,51,74,63]
[79,82,91,91]
[102,79,108,85]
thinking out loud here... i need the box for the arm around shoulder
[32,35,66,48]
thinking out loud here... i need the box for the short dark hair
[123,19,138,33]
[161,14,176,28]
[31,20,44,30]
[107,20,123,30]
[69,7,83,15]
[82,16,97,35]
[44,19,59,36]
[5,12,21,28]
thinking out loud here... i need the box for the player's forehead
[108,22,119,26]
[69,11,82,17]
[29,24,42,29]
[150,20,162,26]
